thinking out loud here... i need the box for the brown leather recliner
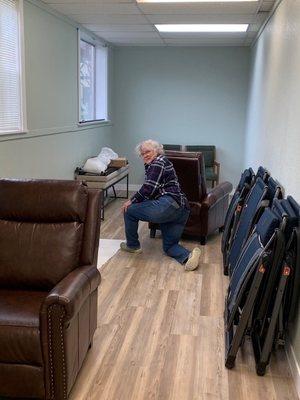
[149,151,233,245]
[0,179,101,399]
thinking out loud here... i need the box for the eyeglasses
[140,149,153,157]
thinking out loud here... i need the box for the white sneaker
[185,247,201,271]
[120,242,142,254]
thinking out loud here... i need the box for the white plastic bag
[82,147,119,174]
[83,157,107,174]
[98,147,118,161]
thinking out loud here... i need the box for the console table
[75,165,129,219]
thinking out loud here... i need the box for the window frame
[77,30,109,126]
[0,0,27,135]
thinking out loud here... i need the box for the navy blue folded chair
[225,207,282,371]
[284,203,300,325]
[251,198,295,329]
[222,168,278,276]
[221,168,254,273]
[226,178,268,276]
[280,196,300,328]
[227,176,282,277]
[256,166,270,183]
[225,208,280,329]
[251,196,300,375]
[225,196,300,375]
[267,176,283,201]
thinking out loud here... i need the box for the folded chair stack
[222,167,300,376]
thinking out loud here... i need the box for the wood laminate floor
[69,198,298,400]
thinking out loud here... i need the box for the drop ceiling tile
[147,14,254,24]
[42,0,276,46]
[100,31,160,40]
[82,24,156,32]
[245,30,258,38]
[247,22,261,32]
[68,14,149,24]
[51,3,142,15]
[113,37,165,45]
[260,1,275,12]
[137,2,258,15]
[44,0,133,3]
[253,12,269,23]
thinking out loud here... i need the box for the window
[0,0,26,134]
[78,31,108,124]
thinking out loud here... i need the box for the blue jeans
[124,195,190,264]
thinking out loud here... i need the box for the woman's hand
[122,199,132,212]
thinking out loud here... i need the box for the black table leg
[126,174,129,199]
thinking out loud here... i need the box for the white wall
[245,0,300,199]
[244,0,300,367]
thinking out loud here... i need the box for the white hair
[135,139,164,156]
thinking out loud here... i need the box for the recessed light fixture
[139,0,257,3]
[155,24,249,32]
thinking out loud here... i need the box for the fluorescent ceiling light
[155,24,248,32]
[139,0,257,2]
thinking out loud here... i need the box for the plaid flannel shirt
[131,155,189,208]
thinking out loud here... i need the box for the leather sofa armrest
[41,265,101,321]
[202,181,233,207]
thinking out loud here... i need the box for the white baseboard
[286,339,300,398]
[114,183,140,192]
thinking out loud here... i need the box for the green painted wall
[0,0,112,179]
[112,46,250,187]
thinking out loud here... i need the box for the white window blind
[0,0,25,134]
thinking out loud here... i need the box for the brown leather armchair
[149,151,232,245]
[0,179,101,399]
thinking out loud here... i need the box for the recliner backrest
[165,150,207,201]
[0,179,95,291]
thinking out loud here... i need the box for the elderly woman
[120,139,201,271]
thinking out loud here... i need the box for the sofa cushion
[0,179,88,223]
[0,290,47,365]
[0,220,83,290]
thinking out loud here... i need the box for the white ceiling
[41,0,276,46]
